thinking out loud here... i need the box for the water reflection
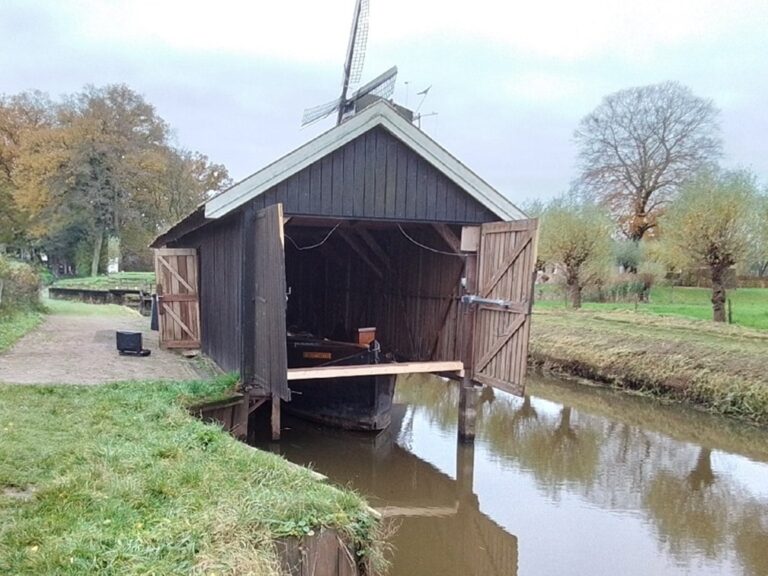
[262,404,518,575]
[259,373,768,576]
[398,373,768,576]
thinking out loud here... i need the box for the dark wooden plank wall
[249,127,499,225]
[166,123,508,375]
[170,213,243,372]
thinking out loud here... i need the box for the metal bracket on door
[461,295,513,309]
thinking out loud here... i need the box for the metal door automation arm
[460,295,513,309]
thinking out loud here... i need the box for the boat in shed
[151,99,537,439]
[285,330,395,431]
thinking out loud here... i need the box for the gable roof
[205,100,525,221]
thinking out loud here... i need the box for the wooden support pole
[458,253,478,443]
[233,394,249,440]
[456,438,476,495]
[458,382,478,442]
[271,395,281,441]
[240,204,256,391]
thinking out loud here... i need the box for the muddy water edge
[253,372,768,576]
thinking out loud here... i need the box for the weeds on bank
[530,309,768,427]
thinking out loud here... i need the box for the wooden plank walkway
[287,361,464,381]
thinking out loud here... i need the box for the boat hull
[285,334,395,431]
[286,374,395,431]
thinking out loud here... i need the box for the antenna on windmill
[301,0,398,127]
[412,85,436,128]
[415,85,431,114]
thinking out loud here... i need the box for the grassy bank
[530,309,768,426]
[535,286,768,330]
[0,377,382,575]
[0,309,43,353]
[52,272,155,292]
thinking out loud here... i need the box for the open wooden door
[154,248,201,349]
[251,204,289,400]
[471,219,538,395]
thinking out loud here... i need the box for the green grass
[0,309,43,353]
[0,377,382,575]
[535,286,768,330]
[530,309,768,426]
[42,297,137,317]
[52,272,155,292]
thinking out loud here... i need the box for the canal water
[257,373,768,575]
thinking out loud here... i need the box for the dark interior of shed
[282,218,467,362]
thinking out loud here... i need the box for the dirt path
[0,307,203,385]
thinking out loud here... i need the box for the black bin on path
[116,331,150,356]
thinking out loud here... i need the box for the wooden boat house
[152,100,537,438]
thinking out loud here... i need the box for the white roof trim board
[205,100,525,221]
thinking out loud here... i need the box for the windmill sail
[301,98,342,126]
[301,0,397,127]
[352,66,397,101]
[347,0,369,85]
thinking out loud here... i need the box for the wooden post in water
[456,438,476,495]
[458,251,478,442]
[271,395,281,441]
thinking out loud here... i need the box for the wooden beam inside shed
[354,226,392,270]
[337,228,384,279]
[287,361,464,381]
[432,223,461,253]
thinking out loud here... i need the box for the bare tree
[574,81,721,241]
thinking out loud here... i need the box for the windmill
[301,0,398,127]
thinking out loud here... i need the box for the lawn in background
[535,286,768,330]
[43,297,137,317]
[51,272,155,292]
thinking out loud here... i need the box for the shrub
[0,254,42,313]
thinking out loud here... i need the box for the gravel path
[0,309,202,385]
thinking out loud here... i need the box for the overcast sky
[3,0,767,206]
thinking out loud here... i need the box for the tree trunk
[567,280,582,309]
[711,266,726,322]
[91,229,104,277]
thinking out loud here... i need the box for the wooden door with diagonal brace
[154,248,201,349]
[472,219,538,395]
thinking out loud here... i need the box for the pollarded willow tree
[574,81,722,241]
[661,170,758,322]
[538,198,614,308]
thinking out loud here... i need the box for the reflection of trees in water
[395,374,768,574]
[644,448,729,559]
[644,446,768,575]
[734,509,768,576]
[503,406,602,495]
